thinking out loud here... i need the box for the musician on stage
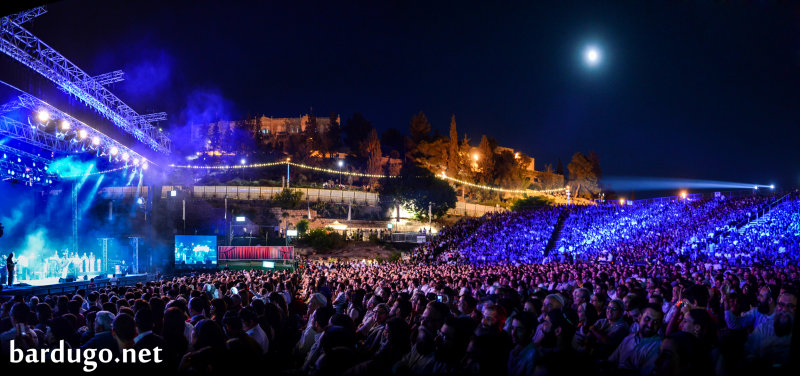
[6,253,16,285]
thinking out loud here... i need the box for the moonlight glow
[584,46,601,67]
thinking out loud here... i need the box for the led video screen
[174,235,217,266]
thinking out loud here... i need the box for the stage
[0,273,153,297]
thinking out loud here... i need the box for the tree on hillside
[493,150,521,189]
[589,151,602,181]
[323,112,341,158]
[568,152,601,198]
[364,129,383,185]
[476,135,497,183]
[381,128,406,156]
[409,139,448,173]
[409,111,431,145]
[447,115,459,176]
[343,113,373,158]
[556,158,565,176]
[379,164,457,221]
[210,123,221,150]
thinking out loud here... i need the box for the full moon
[584,46,601,67]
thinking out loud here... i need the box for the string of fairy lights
[439,173,567,195]
[169,160,567,195]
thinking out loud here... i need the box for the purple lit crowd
[0,194,798,375]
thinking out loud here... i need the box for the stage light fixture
[110,146,119,156]
[133,158,140,166]
[78,129,88,139]
[122,152,130,162]
[142,162,149,170]
[37,110,50,122]
[770,185,775,189]
[60,120,71,131]
[92,136,100,146]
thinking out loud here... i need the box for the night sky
[12,0,800,190]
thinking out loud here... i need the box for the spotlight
[92,136,100,146]
[338,160,344,168]
[136,197,144,205]
[680,191,687,199]
[754,186,758,190]
[142,162,149,170]
[122,152,130,162]
[60,120,71,131]
[37,110,50,122]
[619,198,625,205]
[770,184,775,189]
[78,129,88,139]
[133,158,140,166]
[109,146,119,156]
[240,159,246,165]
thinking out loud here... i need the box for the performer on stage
[6,253,16,285]
[89,252,95,273]
[81,253,88,273]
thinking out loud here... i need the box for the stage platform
[0,274,153,297]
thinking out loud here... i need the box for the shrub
[274,188,304,209]
[302,228,346,252]
[297,219,310,235]
[510,195,556,211]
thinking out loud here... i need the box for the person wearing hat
[532,293,564,346]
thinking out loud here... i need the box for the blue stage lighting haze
[602,177,773,191]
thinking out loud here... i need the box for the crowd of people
[554,195,777,265]
[0,193,797,374]
[714,198,800,266]
[441,207,561,264]
[1,258,797,375]
[424,194,796,268]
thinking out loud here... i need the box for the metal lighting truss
[0,93,151,164]
[5,6,47,25]
[0,115,76,153]
[0,7,172,154]
[91,70,125,86]
[0,143,55,186]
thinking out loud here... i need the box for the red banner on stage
[217,246,294,260]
